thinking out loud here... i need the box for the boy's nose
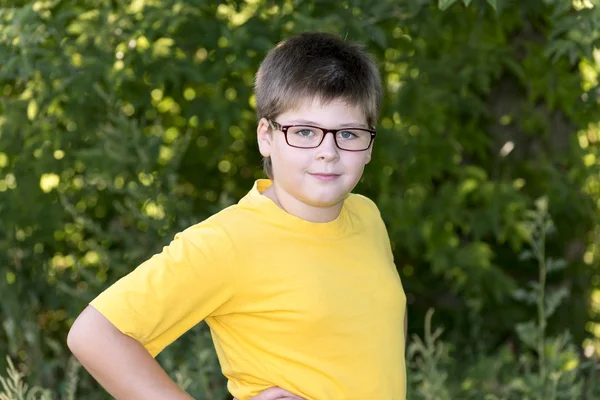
[315,132,340,161]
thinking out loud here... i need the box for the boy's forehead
[280,96,367,122]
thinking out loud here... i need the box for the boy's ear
[365,142,373,164]
[257,118,272,157]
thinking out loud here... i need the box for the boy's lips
[309,172,341,181]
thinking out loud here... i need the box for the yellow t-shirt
[90,179,406,399]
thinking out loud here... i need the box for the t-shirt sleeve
[354,194,395,264]
[89,221,237,357]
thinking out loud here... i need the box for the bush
[0,0,599,398]
[3,198,599,398]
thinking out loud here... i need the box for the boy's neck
[261,183,344,223]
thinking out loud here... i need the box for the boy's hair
[254,32,382,179]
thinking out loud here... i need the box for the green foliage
[406,202,600,399]
[0,357,51,400]
[3,201,598,399]
[439,0,497,11]
[0,0,599,398]
[510,199,586,400]
[407,309,452,400]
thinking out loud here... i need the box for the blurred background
[1,0,600,398]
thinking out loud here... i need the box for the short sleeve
[89,221,237,357]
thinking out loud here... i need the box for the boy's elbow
[67,306,107,355]
[67,313,88,355]
[66,331,78,355]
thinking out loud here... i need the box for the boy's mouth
[309,172,341,181]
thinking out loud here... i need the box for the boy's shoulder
[181,197,267,236]
[345,192,382,216]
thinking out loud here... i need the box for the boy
[67,32,407,400]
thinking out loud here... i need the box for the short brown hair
[254,32,382,179]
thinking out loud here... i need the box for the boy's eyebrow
[289,119,368,128]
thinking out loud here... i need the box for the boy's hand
[234,387,306,400]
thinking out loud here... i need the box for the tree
[0,0,598,398]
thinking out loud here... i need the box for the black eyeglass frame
[268,120,376,152]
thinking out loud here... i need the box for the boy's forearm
[67,306,194,400]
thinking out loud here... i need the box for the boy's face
[257,98,373,209]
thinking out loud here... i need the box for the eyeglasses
[269,120,376,152]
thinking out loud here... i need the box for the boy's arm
[67,306,194,400]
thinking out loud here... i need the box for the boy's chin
[303,194,346,209]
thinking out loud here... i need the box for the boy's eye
[338,130,358,140]
[294,128,317,137]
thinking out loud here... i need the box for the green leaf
[502,57,526,84]
[487,0,497,10]
[518,250,533,261]
[367,25,387,48]
[545,286,570,318]
[515,321,539,350]
[512,288,537,305]
[546,258,568,274]
[462,0,472,5]
[438,0,458,11]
